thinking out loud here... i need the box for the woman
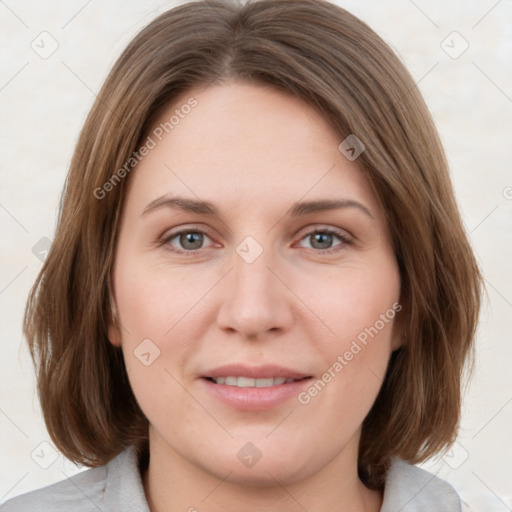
[2,0,482,510]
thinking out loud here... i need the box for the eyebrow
[142,196,217,216]
[141,195,374,220]
[287,198,374,219]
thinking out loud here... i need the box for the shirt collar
[104,445,150,511]
[103,447,461,511]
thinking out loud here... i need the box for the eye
[297,228,350,253]
[162,229,214,253]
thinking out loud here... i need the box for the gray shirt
[1,446,462,511]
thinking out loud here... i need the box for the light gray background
[1,0,511,509]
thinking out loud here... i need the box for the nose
[216,243,294,340]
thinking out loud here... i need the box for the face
[109,81,402,486]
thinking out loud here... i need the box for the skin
[109,80,403,512]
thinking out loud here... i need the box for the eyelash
[159,226,352,256]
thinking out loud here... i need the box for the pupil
[181,232,203,249]
[311,232,332,249]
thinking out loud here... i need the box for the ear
[108,317,122,347]
[107,285,122,347]
[390,300,407,352]
[391,331,404,352]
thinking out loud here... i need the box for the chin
[196,441,323,488]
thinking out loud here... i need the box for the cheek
[294,258,400,409]
[111,253,223,393]
[113,253,210,340]
[299,259,400,352]
[112,257,209,426]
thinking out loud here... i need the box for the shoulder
[0,446,149,512]
[0,465,107,512]
[380,457,462,512]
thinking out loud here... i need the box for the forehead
[125,81,383,220]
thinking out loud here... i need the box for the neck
[142,430,383,512]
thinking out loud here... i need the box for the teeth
[211,376,296,387]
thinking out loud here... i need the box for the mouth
[204,376,310,387]
[200,365,313,410]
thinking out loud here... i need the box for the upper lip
[201,364,311,380]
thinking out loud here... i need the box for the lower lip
[200,378,313,411]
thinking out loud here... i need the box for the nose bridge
[216,236,292,338]
[233,245,274,300]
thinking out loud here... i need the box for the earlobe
[391,331,405,352]
[108,321,122,347]
[391,300,407,352]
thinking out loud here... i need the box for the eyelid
[295,223,352,240]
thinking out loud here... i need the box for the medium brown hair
[24,0,482,489]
